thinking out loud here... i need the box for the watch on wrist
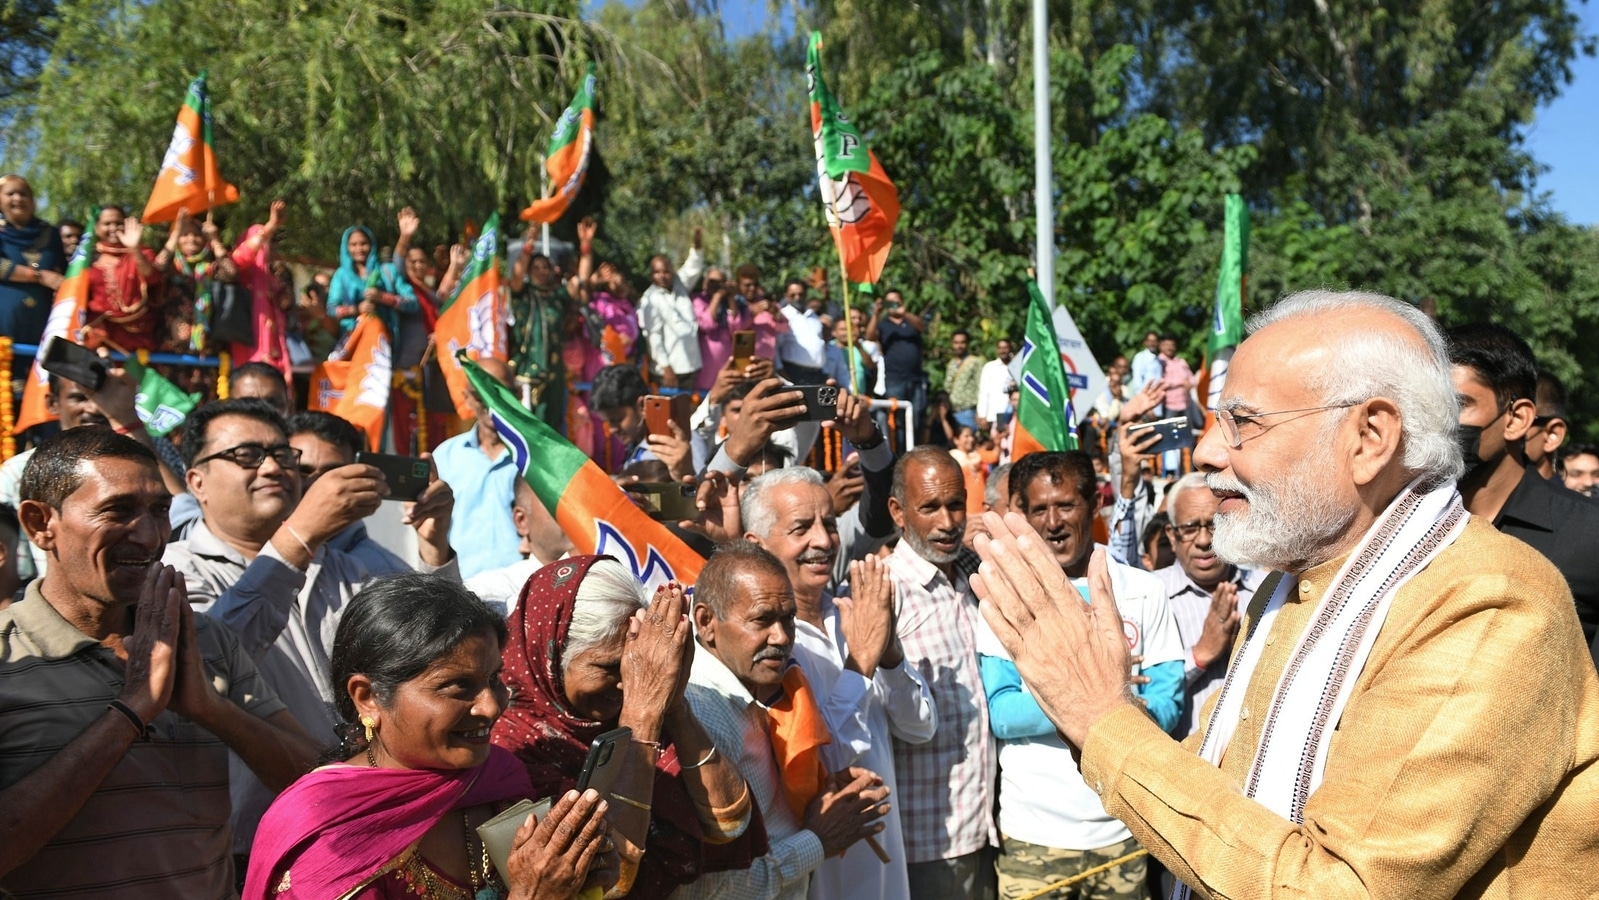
[852,426,886,451]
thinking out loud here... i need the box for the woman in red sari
[244,574,617,900]
[492,557,766,899]
[85,206,164,351]
[226,200,292,376]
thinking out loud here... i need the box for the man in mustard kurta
[971,290,1599,899]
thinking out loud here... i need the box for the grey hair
[984,462,1012,510]
[1164,472,1210,519]
[565,558,649,660]
[741,466,826,539]
[1245,290,1464,489]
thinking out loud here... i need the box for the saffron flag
[15,239,92,431]
[1200,194,1249,426]
[142,71,240,223]
[126,357,200,438]
[521,65,596,224]
[1011,279,1079,460]
[435,213,508,419]
[807,32,899,287]
[309,314,392,451]
[460,354,705,591]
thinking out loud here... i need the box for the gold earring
[361,716,376,742]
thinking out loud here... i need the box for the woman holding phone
[492,556,765,899]
[243,574,616,899]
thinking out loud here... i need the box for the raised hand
[826,455,864,516]
[264,199,286,235]
[803,767,890,857]
[397,207,420,237]
[828,388,877,444]
[645,420,695,483]
[722,378,807,468]
[692,470,743,543]
[1193,580,1241,669]
[837,556,900,678]
[449,243,470,269]
[282,463,388,550]
[505,789,614,900]
[401,452,455,567]
[1121,379,1165,422]
[121,215,145,250]
[973,512,1134,748]
[619,583,692,738]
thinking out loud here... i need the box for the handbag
[207,279,255,346]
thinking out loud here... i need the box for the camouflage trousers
[995,834,1148,900]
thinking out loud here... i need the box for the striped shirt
[885,540,996,864]
[0,583,285,899]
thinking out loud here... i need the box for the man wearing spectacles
[162,398,460,864]
[1149,472,1264,742]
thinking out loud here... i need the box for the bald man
[433,358,525,578]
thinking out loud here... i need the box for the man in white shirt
[636,227,706,388]
[976,338,1016,434]
[742,467,938,900]
[681,541,892,900]
[777,279,829,385]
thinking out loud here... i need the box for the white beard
[1207,469,1356,573]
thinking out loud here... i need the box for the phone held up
[354,451,432,502]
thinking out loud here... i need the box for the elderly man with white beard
[742,466,937,900]
[970,290,1599,899]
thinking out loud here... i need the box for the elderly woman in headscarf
[326,223,415,344]
[492,556,766,899]
[0,174,66,343]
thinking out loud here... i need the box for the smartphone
[1126,416,1196,456]
[793,383,839,422]
[628,482,698,521]
[642,394,692,439]
[354,451,432,501]
[731,330,757,371]
[37,336,108,392]
[575,726,632,796]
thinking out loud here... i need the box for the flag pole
[834,253,860,396]
[1032,0,1055,309]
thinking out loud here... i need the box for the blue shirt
[433,426,523,579]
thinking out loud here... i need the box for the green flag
[1012,279,1078,458]
[1208,193,1248,355]
[126,358,200,437]
[807,32,870,178]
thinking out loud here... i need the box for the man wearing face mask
[1448,323,1599,648]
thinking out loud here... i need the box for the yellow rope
[1011,849,1149,900]
[216,351,231,399]
[0,337,14,461]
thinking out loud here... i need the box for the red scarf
[490,556,767,900]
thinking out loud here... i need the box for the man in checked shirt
[884,446,998,900]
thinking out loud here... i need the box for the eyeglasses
[1169,519,1216,541]
[1213,403,1359,449]
[194,443,302,470]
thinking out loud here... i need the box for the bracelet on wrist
[680,745,718,769]
[108,699,153,741]
[852,426,886,451]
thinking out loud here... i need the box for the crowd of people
[2,165,1599,900]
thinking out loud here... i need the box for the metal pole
[1033,0,1054,308]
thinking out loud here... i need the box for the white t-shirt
[975,553,1184,851]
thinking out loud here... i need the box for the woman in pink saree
[243,574,616,900]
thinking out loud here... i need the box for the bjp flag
[807,32,899,288]
[308,314,392,451]
[142,71,239,223]
[521,65,596,224]
[14,239,92,432]
[435,214,507,418]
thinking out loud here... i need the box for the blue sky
[613,0,1598,224]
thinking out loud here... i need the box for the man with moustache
[1152,472,1264,739]
[681,541,892,900]
[883,445,998,899]
[973,290,1599,898]
[742,466,936,900]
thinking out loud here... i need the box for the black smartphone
[354,451,432,501]
[628,482,698,521]
[37,336,107,392]
[1126,416,1196,456]
[793,383,839,422]
[574,726,632,796]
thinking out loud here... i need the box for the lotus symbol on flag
[825,171,872,225]
[160,123,199,187]
[473,232,495,262]
[468,294,496,352]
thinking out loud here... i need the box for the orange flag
[14,240,92,432]
[520,66,596,224]
[808,33,899,288]
[765,665,832,821]
[436,214,507,418]
[142,71,239,223]
[309,314,391,451]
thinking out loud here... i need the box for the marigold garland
[0,337,15,461]
[216,351,231,399]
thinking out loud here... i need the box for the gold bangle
[608,792,652,812]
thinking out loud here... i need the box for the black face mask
[1456,423,1485,476]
